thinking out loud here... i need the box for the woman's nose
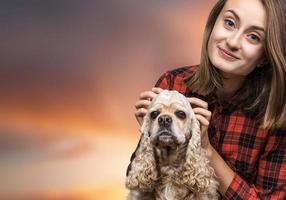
[226,32,241,50]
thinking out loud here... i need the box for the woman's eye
[224,19,235,28]
[150,111,160,120]
[249,34,260,42]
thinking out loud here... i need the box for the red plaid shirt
[154,65,286,199]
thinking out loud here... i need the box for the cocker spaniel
[126,90,219,200]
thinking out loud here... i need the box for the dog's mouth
[155,130,177,147]
[159,132,173,143]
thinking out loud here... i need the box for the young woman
[131,0,286,199]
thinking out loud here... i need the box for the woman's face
[208,0,266,78]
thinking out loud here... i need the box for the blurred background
[0,0,216,199]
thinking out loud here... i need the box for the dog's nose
[158,115,172,127]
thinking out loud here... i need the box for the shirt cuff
[223,173,257,200]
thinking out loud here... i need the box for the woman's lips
[217,46,239,61]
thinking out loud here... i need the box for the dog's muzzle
[157,130,176,146]
[150,128,178,148]
[158,115,172,128]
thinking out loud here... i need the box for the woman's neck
[216,71,246,100]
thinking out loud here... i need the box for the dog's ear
[189,114,201,148]
[139,113,151,136]
[177,117,215,193]
[126,115,158,192]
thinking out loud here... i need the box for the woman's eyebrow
[225,9,240,21]
[225,9,265,32]
[250,25,265,32]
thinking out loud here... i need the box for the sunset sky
[0,0,216,199]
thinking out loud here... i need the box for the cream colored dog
[126,90,219,200]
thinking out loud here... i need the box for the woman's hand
[187,97,212,150]
[134,87,163,126]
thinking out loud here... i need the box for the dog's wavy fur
[126,91,219,200]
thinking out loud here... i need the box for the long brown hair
[184,0,286,130]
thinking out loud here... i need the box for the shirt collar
[186,90,242,113]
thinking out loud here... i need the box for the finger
[135,108,148,125]
[188,97,208,109]
[139,91,157,100]
[135,100,151,109]
[195,114,210,127]
[135,108,148,117]
[193,107,211,120]
[151,87,164,94]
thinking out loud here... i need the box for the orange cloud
[48,137,95,160]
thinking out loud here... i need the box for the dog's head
[127,90,215,194]
[140,90,196,149]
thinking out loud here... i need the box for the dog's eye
[150,111,160,120]
[175,110,186,119]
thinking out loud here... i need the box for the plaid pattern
[154,65,286,200]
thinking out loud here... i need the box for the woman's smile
[217,46,240,61]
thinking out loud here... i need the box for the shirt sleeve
[154,71,172,89]
[224,129,286,200]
